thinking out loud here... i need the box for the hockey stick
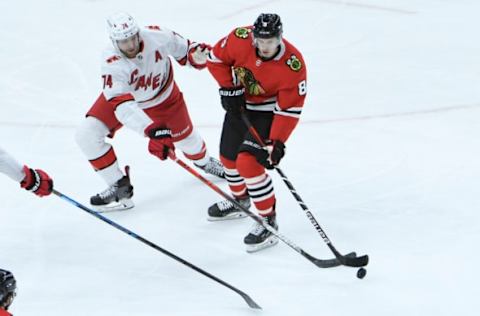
[168,152,356,269]
[52,189,261,309]
[239,112,369,268]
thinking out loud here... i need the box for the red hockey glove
[257,140,285,169]
[188,43,211,69]
[20,165,53,197]
[146,123,175,160]
[219,87,245,117]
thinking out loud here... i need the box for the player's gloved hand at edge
[257,140,285,169]
[145,122,175,161]
[188,42,211,69]
[219,86,245,117]
[20,166,53,197]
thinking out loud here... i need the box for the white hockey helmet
[106,12,140,41]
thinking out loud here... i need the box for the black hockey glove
[219,87,245,117]
[257,140,285,169]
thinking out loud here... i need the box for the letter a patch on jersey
[155,50,163,62]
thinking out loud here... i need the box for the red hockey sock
[220,155,247,199]
[236,152,275,216]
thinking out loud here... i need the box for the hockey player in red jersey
[0,146,53,197]
[0,269,16,316]
[76,12,224,212]
[206,13,307,252]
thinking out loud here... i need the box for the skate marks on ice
[218,0,282,19]
[306,103,480,125]
[1,102,479,130]
[311,0,416,15]
[218,0,416,19]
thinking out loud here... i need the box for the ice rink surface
[1,0,479,315]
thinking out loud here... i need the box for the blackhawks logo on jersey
[286,54,302,72]
[234,67,265,95]
[234,27,251,39]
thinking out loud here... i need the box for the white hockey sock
[175,129,209,166]
[97,162,124,186]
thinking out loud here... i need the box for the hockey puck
[356,267,367,279]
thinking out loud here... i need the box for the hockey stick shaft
[274,167,368,267]
[168,153,353,269]
[52,189,261,309]
[239,112,368,268]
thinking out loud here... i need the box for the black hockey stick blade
[340,254,369,267]
[329,245,369,267]
[304,251,357,268]
[240,292,262,309]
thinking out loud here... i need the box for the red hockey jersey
[0,308,12,316]
[207,26,307,142]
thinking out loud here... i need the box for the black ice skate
[207,197,250,221]
[90,166,134,212]
[244,214,279,253]
[195,157,225,179]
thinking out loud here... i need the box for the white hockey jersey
[101,25,193,134]
[0,146,25,182]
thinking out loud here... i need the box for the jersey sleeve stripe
[207,50,224,64]
[273,104,302,118]
[176,56,187,65]
[273,111,301,119]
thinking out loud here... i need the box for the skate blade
[210,172,226,179]
[207,212,248,222]
[93,199,135,213]
[246,236,279,253]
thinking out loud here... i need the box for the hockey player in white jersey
[75,12,224,212]
[0,146,53,197]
